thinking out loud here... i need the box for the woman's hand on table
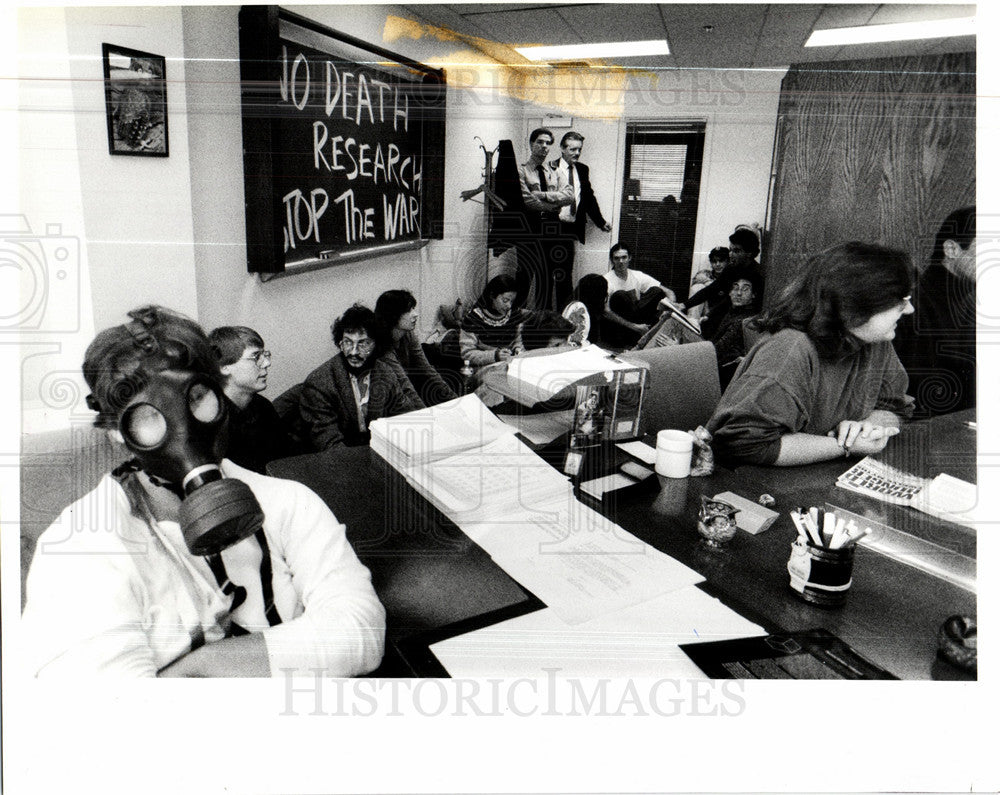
[828,420,900,455]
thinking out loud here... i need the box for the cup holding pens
[787,541,855,606]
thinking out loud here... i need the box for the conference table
[268,409,977,680]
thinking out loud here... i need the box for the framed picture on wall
[101,43,168,157]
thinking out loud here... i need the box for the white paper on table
[429,585,766,678]
[911,473,978,528]
[470,501,704,625]
[506,345,637,404]
[579,472,636,499]
[497,409,575,445]
[415,433,575,522]
[370,393,512,464]
[616,440,657,465]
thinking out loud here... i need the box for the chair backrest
[741,315,765,353]
[620,341,722,435]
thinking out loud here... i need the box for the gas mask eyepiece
[119,371,264,556]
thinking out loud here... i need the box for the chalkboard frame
[238,6,447,279]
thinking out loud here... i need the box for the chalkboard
[238,6,446,276]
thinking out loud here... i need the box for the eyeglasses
[339,337,376,354]
[611,254,630,262]
[241,350,271,367]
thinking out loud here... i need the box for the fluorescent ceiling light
[516,39,669,62]
[805,15,975,47]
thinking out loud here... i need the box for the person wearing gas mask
[209,325,296,474]
[299,303,424,450]
[22,306,385,677]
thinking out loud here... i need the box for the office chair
[620,341,722,436]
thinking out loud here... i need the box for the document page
[370,392,512,463]
[496,409,575,445]
[469,501,704,625]
[415,433,575,521]
[911,473,978,528]
[429,585,764,678]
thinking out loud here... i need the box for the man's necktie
[536,165,548,192]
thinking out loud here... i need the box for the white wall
[16,8,96,433]
[65,6,200,329]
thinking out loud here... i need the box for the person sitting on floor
[22,305,385,677]
[706,273,762,389]
[707,241,915,466]
[683,228,764,338]
[209,325,295,474]
[562,273,609,346]
[300,304,424,450]
[459,274,532,367]
[602,242,678,349]
[685,266,717,326]
[374,289,458,406]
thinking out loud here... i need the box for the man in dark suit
[548,131,613,310]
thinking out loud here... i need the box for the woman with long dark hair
[459,274,532,366]
[374,289,457,405]
[708,241,916,465]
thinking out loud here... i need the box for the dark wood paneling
[766,52,975,304]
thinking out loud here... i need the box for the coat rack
[460,136,506,289]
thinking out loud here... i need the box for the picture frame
[101,43,168,157]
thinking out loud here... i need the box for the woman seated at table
[459,274,531,367]
[561,273,609,346]
[707,241,915,466]
[374,289,458,406]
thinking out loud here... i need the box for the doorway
[618,121,705,299]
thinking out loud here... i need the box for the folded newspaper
[836,456,977,528]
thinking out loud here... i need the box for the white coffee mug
[655,429,693,478]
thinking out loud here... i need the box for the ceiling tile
[869,3,976,24]
[557,4,667,43]
[459,7,585,46]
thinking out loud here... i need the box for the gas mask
[117,369,264,556]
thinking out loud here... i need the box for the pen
[829,516,848,549]
[795,509,824,547]
[788,511,809,544]
[789,512,809,544]
[844,526,872,547]
[822,512,836,546]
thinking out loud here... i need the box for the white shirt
[22,460,385,677]
[551,159,579,222]
[603,268,661,299]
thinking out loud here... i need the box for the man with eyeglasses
[299,304,424,450]
[209,326,294,474]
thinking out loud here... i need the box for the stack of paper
[506,345,640,405]
[413,433,576,522]
[369,393,512,466]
